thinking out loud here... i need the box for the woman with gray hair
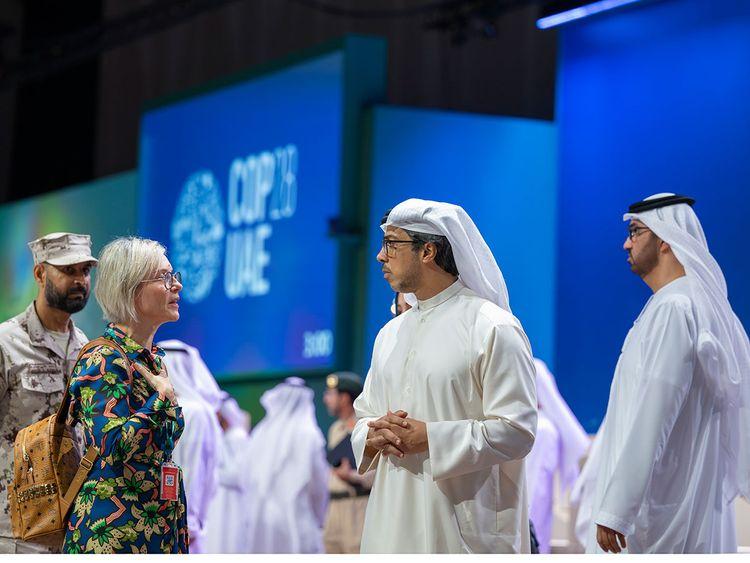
[62,237,188,554]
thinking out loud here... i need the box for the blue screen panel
[139,52,344,379]
[557,0,750,431]
[363,106,557,370]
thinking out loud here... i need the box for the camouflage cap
[326,371,363,395]
[27,232,98,267]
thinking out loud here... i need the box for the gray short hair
[94,237,167,324]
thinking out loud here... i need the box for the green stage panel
[221,374,335,436]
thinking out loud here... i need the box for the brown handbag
[7,337,130,545]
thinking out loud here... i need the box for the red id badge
[160,461,180,501]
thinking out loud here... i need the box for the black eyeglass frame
[627,227,651,241]
[381,238,415,257]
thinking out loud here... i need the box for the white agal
[587,276,737,553]
[352,281,538,553]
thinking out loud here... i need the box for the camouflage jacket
[0,302,88,541]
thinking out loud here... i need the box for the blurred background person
[245,377,329,553]
[390,292,412,317]
[204,396,253,553]
[322,371,373,553]
[570,429,603,550]
[525,358,590,553]
[160,339,224,553]
[63,236,188,553]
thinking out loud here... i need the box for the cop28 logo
[170,171,226,304]
[170,145,298,304]
[225,145,298,299]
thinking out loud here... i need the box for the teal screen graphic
[0,172,138,338]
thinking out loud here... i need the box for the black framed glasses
[381,238,414,257]
[141,271,182,290]
[627,227,651,241]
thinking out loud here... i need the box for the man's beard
[629,240,659,277]
[392,265,421,294]
[45,279,89,314]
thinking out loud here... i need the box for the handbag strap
[61,444,100,516]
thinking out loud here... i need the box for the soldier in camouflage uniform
[0,232,97,553]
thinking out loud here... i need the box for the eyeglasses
[141,271,182,290]
[627,227,651,241]
[381,238,414,257]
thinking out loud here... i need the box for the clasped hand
[365,410,428,458]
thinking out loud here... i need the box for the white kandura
[352,280,538,553]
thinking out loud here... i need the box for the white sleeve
[595,301,694,536]
[352,364,381,475]
[172,405,218,545]
[310,445,330,528]
[220,428,253,490]
[526,414,560,502]
[427,323,538,481]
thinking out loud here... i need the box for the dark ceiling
[0,0,558,203]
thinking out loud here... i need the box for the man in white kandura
[352,198,538,553]
[205,396,253,554]
[160,340,224,553]
[526,359,590,553]
[245,377,329,553]
[589,193,750,554]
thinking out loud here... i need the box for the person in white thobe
[570,428,602,549]
[525,359,590,553]
[352,199,538,553]
[159,340,224,554]
[526,415,557,552]
[245,377,329,553]
[204,397,253,553]
[589,193,750,554]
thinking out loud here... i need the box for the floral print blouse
[62,324,188,554]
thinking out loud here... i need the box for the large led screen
[139,41,384,380]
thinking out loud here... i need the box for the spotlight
[537,0,651,29]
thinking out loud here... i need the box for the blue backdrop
[139,52,345,378]
[556,0,750,431]
[363,106,557,371]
